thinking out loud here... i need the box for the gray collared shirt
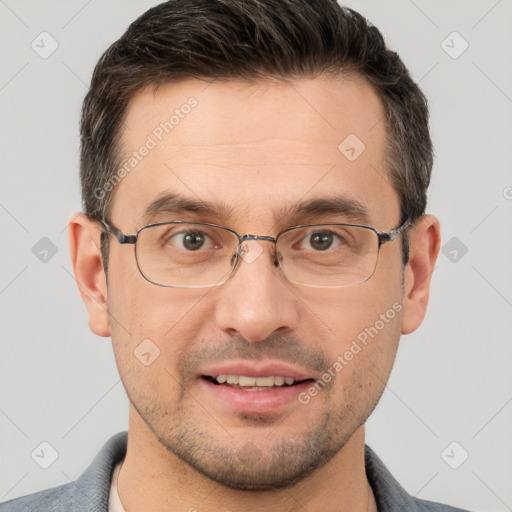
[0,431,472,511]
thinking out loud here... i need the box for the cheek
[106,286,192,408]
[297,266,403,344]
[107,270,216,378]
[329,307,402,417]
[298,257,403,396]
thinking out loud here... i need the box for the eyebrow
[279,196,371,225]
[139,193,234,225]
[139,192,371,227]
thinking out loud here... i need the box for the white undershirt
[108,461,126,512]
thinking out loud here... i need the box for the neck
[117,407,377,512]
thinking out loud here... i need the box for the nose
[214,239,300,342]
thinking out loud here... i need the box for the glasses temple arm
[100,220,137,244]
[378,219,415,245]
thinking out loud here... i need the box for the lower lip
[200,378,313,415]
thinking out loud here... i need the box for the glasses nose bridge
[234,234,280,268]
[239,234,277,244]
[237,233,278,256]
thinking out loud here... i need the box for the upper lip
[198,361,315,381]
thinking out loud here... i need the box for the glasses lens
[277,224,379,288]
[135,223,239,288]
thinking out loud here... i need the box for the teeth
[239,376,256,386]
[255,376,274,386]
[214,375,296,387]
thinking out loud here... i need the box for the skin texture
[69,75,440,512]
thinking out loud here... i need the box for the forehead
[111,75,399,230]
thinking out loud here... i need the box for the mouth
[198,363,317,415]
[202,374,312,391]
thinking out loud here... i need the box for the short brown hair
[80,0,433,268]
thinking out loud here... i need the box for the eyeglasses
[100,219,413,289]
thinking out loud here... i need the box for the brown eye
[168,230,213,251]
[308,231,334,251]
[182,232,206,250]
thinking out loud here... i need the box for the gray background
[1,1,511,510]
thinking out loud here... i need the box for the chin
[151,411,354,491]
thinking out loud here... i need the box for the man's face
[106,76,405,489]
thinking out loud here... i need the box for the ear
[68,213,110,337]
[401,214,441,335]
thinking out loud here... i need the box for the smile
[204,374,310,390]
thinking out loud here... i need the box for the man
[0,0,472,511]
